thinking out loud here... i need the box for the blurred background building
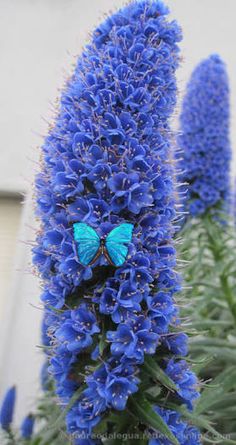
[0,0,236,422]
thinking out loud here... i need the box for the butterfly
[73,222,134,267]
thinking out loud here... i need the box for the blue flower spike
[33,1,201,443]
[177,54,231,217]
[0,386,16,431]
[20,414,35,440]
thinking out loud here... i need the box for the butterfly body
[88,238,111,266]
[73,222,134,267]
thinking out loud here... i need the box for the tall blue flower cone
[20,414,35,440]
[177,54,231,217]
[33,1,201,443]
[176,54,236,436]
[0,386,16,431]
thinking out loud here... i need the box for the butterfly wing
[105,223,134,267]
[73,223,100,266]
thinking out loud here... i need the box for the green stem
[220,275,236,323]
[191,281,220,290]
[5,429,17,445]
[203,216,236,323]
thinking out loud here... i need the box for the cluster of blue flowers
[177,54,231,216]
[0,386,34,440]
[33,1,200,443]
[0,387,16,432]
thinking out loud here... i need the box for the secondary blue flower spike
[177,54,231,217]
[33,0,201,443]
[0,386,16,431]
[20,414,35,439]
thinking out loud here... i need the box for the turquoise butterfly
[73,222,134,267]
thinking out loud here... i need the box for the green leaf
[51,385,85,429]
[166,402,220,437]
[190,337,236,349]
[192,346,236,364]
[129,395,180,445]
[145,384,162,398]
[195,367,236,414]
[143,356,178,392]
[177,210,236,437]
[35,385,85,445]
[204,437,236,445]
[30,439,42,445]
[98,332,107,355]
[208,391,236,411]
[190,319,233,329]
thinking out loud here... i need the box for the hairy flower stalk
[177,55,236,439]
[33,1,201,443]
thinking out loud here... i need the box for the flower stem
[203,216,236,323]
[220,274,236,323]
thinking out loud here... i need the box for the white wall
[0,198,22,317]
[0,195,42,422]
[0,0,235,422]
[170,0,236,175]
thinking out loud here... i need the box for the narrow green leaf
[35,385,85,445]
[195,367,236,414]
[30,439,42,445]
[190,338,236,348]
[143,356,178,392]
[145,384,162,398]
[190,319,233,329]
[51,385,86,428]
[208,391,236,411]
[204,437,236,445]
[166,402,220,437]
[129,395,180,445]
[189,345,236,363]
[98,332,107,355]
